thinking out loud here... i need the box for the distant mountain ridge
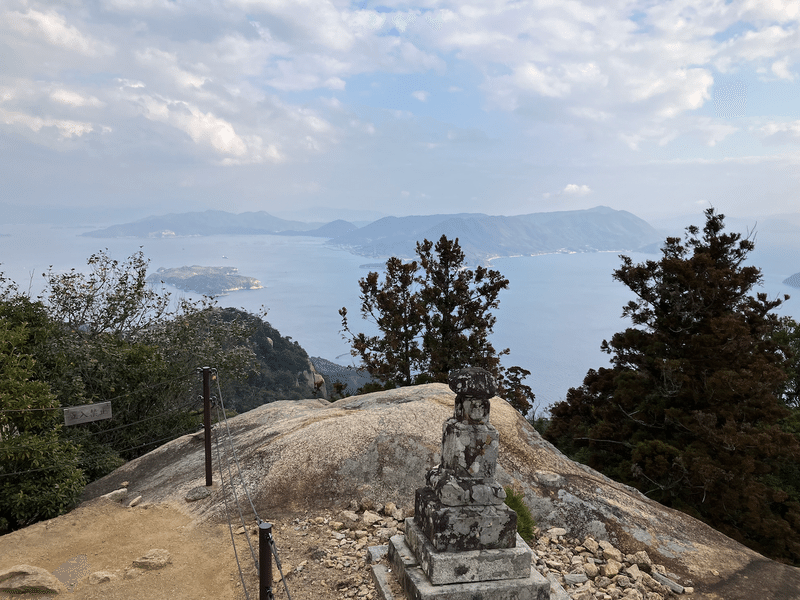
[81,210,332,237]
[81,206,661,264]
[328,206,661,264]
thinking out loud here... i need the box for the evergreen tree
[341,235,534,415]
[416,236,510,383]
[339,257,425,387]
[546,208,800,564]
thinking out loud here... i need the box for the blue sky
[2,0,800,224]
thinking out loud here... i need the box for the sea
[1,224,798,413]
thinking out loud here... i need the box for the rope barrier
[0,371,197,414]
[213,371,292,600]
[213,393,259,574]
[0,426,200,478]
[215,374,260,520]
[212,400,251,600]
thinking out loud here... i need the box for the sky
[2,0,800,225]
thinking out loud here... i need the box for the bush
[504,486,535,543]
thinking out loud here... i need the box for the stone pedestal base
[379,532,550,600]
[404,519,532,585]
[415,488,518,552]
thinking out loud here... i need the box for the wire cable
[214,372,259,521]
[0,370,197,414]
[213,392,259,574]
[213,401,251,600]
[0,427,201,479]
[214,371,292,600]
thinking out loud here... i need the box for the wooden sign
[63,402,112,426]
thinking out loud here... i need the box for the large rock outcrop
[82,383,800,599]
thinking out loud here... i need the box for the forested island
[147,265,263,296]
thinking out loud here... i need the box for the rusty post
[203,366,213,486]
[259,521,275,600]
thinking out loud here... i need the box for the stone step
[385,533,550,600]
[404,519,533,585]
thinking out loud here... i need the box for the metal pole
[203,366,213,487]
[259,521,274,600]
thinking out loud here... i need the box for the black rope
[267,524,292,600]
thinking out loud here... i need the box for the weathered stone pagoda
[377,367,550,599]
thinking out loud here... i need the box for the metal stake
[203,366,213,486]
[259,521,275,600]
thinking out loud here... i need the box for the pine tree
[546,208,800,563]
[416,236,510,383]
[339,257,425,387]
[340,235,534,415]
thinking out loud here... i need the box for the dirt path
[0,499,237,600]
[0,498,381,600]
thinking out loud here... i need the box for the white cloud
[756,120,800,144]
[0,107,94,138]
[772,57,795,81]
[50,89,105,108]
[137,95,248,156]
[392,12,418,33]
[513,63,571,98]
[5,8,111,56]
[135,48,209,89]
[563,184,592,195]
[695,117,739,147]
[229,0,355,52]
[411,90,429,102]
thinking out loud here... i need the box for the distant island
[80,210,356,238]
[328,206,661,264]
[784,272,800,288]
[147,266,263,297]
[81,206,663,265]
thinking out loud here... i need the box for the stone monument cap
[448,368,497,400]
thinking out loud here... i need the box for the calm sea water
[1,225,797,411]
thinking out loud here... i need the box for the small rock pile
[255,500,408,599]
[533,527,694,600]
[277,505,696,600]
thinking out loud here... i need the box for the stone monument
[375,367,550,599]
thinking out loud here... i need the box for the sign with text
[63,402,112,426]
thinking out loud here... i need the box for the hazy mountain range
[80,210,333,237]
[326,206,660,263]
[81,206,661,264]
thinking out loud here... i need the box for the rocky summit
[72,383,800,599]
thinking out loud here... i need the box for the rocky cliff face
[297,359,327,399]
[81,383,800,599]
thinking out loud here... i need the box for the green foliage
[503,486,535,544]
[329,380,350,401]
[209,308,316,412]
[340,257,425,387]
[0,302,85,533]
[546,208,800,564]
[416,236,510,383]
[340,235,534,414]
[775,317,800,410]
[43,249,172,337]
[0,248,322,535]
